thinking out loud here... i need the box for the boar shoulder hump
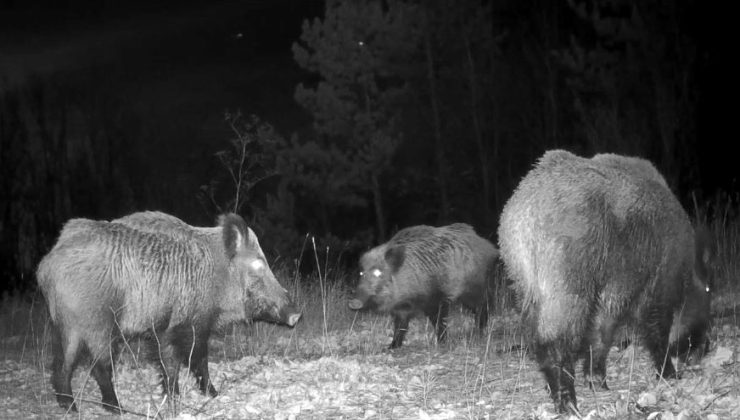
[444,223,475,234]
[390,225,434,245]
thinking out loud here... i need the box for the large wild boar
[36,212,301,413]
[348,223,499,349]
[498,150,712,415]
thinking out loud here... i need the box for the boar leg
[475,300,489,332]
[90,356,121,413]
[640,302,678,379]
[390,314,411,349]
[183,328,217,397]
[153,330,182,397]
[51,326,82,412]
[534,294,585,415]
[85,329,122,413]
[583,313,619,390]
[536,342,579,415]
[426,301,449,344]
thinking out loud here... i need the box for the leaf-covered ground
[1,308,738,420]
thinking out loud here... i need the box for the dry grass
[1,206,739,418]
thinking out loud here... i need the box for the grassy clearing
[0,249,525,418]
[0,287,738,419]
[1,207,739,418]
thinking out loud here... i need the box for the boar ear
[220,213,250,259]
[384,245,405,273]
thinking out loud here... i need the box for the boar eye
[359,271,364,277]
[372,269,382,277]
[249,259,265,271]
[705,286,710,293]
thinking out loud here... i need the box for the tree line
[0,0,711,290]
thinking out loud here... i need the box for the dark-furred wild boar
[498,150,713,415]
[37,212,301,413]
[348,223,499,349]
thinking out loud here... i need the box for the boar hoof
[206,384,218,398]
[57,399,78,413]
[585,376,609,391]
[101,402,123,415]
[563,400,581,417]
[55,393,77,413]
[657,370,680,381]
[656,363,679,380]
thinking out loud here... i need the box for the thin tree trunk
[56,102,71,220]
[33,82,70,224]
[361,80,388,242]
[424,22,449,223]
[541,5,559,147]
[485,40,503,216]
[463,30,491,228]
[371,172,386,242]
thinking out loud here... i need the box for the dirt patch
[2,312,738,419]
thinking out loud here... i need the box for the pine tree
[290,0,420,241]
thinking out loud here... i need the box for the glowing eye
[705,286,710,293]
[372,269,382,277]
[359,271,364,276]
[250,259,264,270]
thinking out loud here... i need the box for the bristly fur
[36,211,301,414]
[113,211,194,238]
[350,223,499,349]
[497,150,713,415]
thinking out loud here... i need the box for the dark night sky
[696,24,735,195]
[1,0,321,134]
[2,0,733,191]
[1,0,328,232]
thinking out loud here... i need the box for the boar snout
[348,298,364,310]
[348,287,371,310]
[279,304,302,327]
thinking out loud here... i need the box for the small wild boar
[348,223,499,349]
[37,212,301,413]
[498,150,713,415]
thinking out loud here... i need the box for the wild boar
[348,223,499,349]
[497,150,712,415]
[37,213,301,413]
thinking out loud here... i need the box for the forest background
[0,0,733,292]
